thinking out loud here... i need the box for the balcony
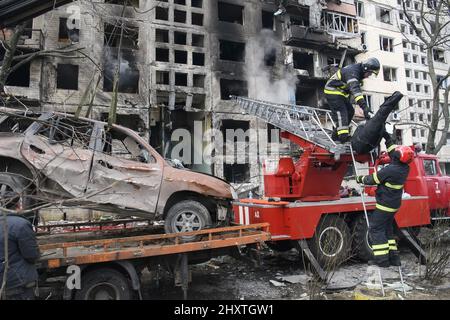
[17,28,44,51]
[284,24,333,48]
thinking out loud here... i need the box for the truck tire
[164,200,212,242]
[74,268,132,300]
[352,215,374,262]
[0,173,37,224]
[308,215,351,268]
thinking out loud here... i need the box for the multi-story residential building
[1,0,362,195]
[356,0,449,174]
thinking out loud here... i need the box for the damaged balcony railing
[230,96,338,151]
[18,28,45,51]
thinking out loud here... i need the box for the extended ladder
[231,96,354,155]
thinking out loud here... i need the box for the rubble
[269,280,286,287]
[276,274,310,285]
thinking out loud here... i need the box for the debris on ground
[269,280,286,287]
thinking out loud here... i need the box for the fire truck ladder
[231,96,353,156]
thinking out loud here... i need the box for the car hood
[163,166,233,200]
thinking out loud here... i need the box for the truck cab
[369,147,450,218]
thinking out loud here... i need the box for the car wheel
[164,200,212,242]
[74,268,132,300]
[0,173,37,223]
[352,215,374,262]
[307,215,351,269]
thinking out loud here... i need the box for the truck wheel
[308,215,351,268]
[74,268,132,300]
[164,200,212,241]
[0,173,37,224]
[352,215,374,262]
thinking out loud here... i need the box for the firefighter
[324,58,381,143]
[355,143,415,267]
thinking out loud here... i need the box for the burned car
[0,109,235,238]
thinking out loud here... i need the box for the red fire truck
[230,96,449,278]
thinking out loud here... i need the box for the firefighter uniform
[324,63,370,142]
[356,144,410,266]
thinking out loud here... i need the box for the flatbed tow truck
[35,220,270,300]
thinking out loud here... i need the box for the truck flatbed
[37,223,270,269]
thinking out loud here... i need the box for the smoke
[103,47,139,93]
[245,29,298,105]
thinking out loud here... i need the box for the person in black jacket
[355,144,414,267]
[0,214,40,300]
[324,58,380,143]
[351,91,404,155]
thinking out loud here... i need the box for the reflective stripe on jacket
[361,160,410,212]
[324,63,365,102]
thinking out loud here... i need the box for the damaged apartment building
[1,0,362,195]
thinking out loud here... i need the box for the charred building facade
[2,0,361,195]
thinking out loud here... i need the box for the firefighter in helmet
[355,142,415,267]
[324,58,381,143]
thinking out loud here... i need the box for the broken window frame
[191,0,203,8]
[218,2,244,25]
[321,11,359,34]
[5,60,31,87]
[155,6,169,21]
[262,10,274,30]
[376,7,392,24]
[193,74,205,88]
[156,47,170,62]
[219,39,246,62]
[220,79,248,100]
[103,48,140,94]
[192,52,205,66]
[174,9,187,23]
[355,1,365,18]
[175,72,188,86]
[192,34,204,47]
[383,66,397,82]
[433,49,446,63]
[174,50,188,64]
[58,17,80,43]
[156,70,170,85]
[379,36,394,52]
[174,31,187,45]
[155,29,169,43]
[191,13,204,26]
[56,64,79,91]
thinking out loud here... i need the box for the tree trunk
[0,23,25,92]
[434,86,450,153]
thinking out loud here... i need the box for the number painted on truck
[435,182,441,194]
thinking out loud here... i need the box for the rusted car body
[0,108,235,235]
